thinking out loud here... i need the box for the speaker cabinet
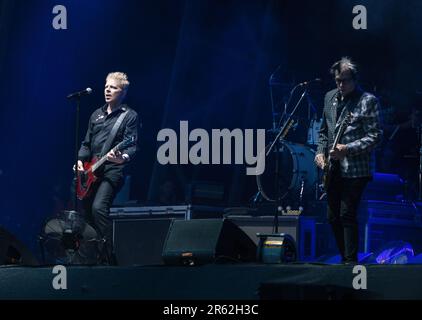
[162,219,257,265]
[113,218,176,266]
[364,220,422,253]
[0,227,39,266]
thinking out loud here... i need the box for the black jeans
[327,167,370,263]
[83,176,122,264]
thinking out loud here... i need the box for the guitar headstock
[331,112,352,149]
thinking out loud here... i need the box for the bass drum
[256,142,317,203]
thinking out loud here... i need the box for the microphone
[298,78,321,87]
[67,87,93,99]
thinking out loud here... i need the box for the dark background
[0,0,421,256]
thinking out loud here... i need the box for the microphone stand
[267,85,310,233]
[269,64,284,131]
[252,65,285,205]
[306,90,317,122]
[270,77,277,131]
[419,124,422,200]
[73,96,81,211]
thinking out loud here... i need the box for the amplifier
[112,218,177,266]
[110,204,224,220]
[358,200,422,253]
[364,218,422,253]
[359,200,421,222]
[110,205,224,266]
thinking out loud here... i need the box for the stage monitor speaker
[162,218,257,265]
[113,218,175,266]
[0,227,39,266]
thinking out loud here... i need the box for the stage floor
[1,263,422,300]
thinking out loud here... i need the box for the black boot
[331,222,346,262]
[98,238,117,266]
[343,224,359,263]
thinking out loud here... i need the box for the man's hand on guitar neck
[106,150,129,164]
[314,153,326,169]
[329,144,348,160]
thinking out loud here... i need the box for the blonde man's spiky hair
[106,72,130,91]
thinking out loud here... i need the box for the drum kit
[254,120,322,206]
[254,75,324,210]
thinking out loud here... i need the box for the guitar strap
[100,110,129,157]
[334,96,354,138]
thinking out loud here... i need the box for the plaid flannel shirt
[317,88,383,178]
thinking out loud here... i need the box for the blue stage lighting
[373,241,414,264]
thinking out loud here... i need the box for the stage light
[256,233,297,263]
[371,241,414,264]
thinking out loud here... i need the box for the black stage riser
[1,264,422,300]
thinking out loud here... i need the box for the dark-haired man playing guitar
[315,58,382,264]
[76,72,138,264]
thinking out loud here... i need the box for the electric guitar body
[322,113,352,192]
[76,137,135,200]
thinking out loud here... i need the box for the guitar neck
[329,114,350,155]
[91,155,108,173]
[91,144,121,173]
[332,131,343,150]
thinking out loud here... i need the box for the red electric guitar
[76,137,135,200]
